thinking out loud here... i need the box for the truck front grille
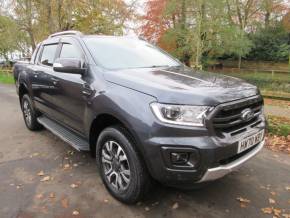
[212,96,263,137]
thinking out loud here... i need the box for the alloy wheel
[101,140,131,191]
[23,100,32,126]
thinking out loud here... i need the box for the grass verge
[266,115,290,154]
[0,72,14,84]
[267,115,290,137]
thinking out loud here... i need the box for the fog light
[171,152,189,165]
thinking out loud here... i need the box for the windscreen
[84,37,180,70]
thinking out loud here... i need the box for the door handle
[82,84,94,97]
[51,77,59,85]
[32,71,39,77]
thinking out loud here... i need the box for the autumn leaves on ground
[264,99,290,154]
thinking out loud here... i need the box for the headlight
[150,102,212,127]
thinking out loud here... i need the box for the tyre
[96,125,151,204]
[21,94,42,131]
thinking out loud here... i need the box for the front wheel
[96,126,151,204]
[21,94,42,131]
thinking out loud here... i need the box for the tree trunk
[265,11,270,27]
[28,31,36,51]
[57,0,63,30]
[46,0,53,33]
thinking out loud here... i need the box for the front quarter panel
[85,81,158,152]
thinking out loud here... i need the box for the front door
[49,37,92,134]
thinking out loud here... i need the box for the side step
[37,116,90,151]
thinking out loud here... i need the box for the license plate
[238,130,264,153]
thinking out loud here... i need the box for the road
[0,84,289,218]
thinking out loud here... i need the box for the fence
[210,67,290,100]
[0,69,13,75]
[209,67,290,75]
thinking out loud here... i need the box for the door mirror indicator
[53,58,86,74]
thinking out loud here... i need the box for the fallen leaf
[63,164,70,169]
[145,206,150,211]
[37,171,44,176]
[286,186,290,191]
[172,202,179,209]
[61,198,69,208]
[72,210,79,215]
[282,214,290,218]
[49,192,55,198]
[40,176,50,182]
[104,199,109,203]
[269,198,276,204]
[273,208,281,217]
[270,191,276,196]
[70,183,78,188]
[73,163,78,167]
[35,193,44,199]
[31,152,39,157]
[240,203,247,208]
[261,207,273,214]
[236,197,251,203]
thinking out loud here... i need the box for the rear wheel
[21,94,42,131]
[96,126,151,204]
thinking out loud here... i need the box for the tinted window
[60,43,82,59]
[83,37,180,70]
[40,44,58,66]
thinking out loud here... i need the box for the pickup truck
[13,31,266,204]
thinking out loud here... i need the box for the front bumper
[142,123,266,187]
[198,139,265,182]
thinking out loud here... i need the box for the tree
[140,0,169,42]
[3,0,138,53]
[261,0,289,28]
[0,15,27,61]
[141,0,254,68]
[282,11,290,69]
[247,24,289,61]
[73,0,135,35]
[225,0,262,68]
[13,0,37,50]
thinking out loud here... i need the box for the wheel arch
[18,83,29,104]
[88,113,144,161]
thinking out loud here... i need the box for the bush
[247,25,290,61]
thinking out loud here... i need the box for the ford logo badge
[241,108,254,121]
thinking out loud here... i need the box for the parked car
[13,31,266,204]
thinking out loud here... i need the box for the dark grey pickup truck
[13,31,266,204]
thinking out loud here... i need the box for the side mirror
[53,58,86,74]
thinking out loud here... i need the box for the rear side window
[40,44,58,66]
[60,43,82,59]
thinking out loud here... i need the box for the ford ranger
[13,31,266,204]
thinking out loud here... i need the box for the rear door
[32,40,61,119]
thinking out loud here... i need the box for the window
[60,43,82,59]
[40,44,58,66]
